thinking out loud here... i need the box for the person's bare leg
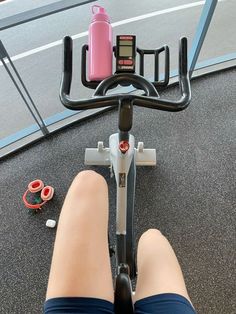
[133,229,193,305]
[46,170,114,303]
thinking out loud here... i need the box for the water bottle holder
[81,44,170,90]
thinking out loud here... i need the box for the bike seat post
[114,270,134,314]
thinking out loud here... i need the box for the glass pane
[0,63,40,140]
[196,0,236,66]
[0,0,61,19]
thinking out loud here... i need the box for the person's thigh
[134,229,193,305]
[45,170,114,304]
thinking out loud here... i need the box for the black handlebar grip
[62,36,73,95]
[179,37,188,76]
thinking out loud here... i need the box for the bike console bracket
[81,41,170,91]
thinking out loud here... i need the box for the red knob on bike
[119,141,129,154]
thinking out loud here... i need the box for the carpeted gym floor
[0,68,235,314]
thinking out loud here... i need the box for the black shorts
[44,293,196,313]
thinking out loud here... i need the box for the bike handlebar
[60,36,191,112]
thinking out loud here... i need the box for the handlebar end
[63,36,73,74]
[179,37,188,76]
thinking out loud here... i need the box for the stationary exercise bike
[60,34,191,314]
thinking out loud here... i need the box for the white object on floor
[46,219,56,228]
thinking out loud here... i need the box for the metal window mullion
[0,0,96,31]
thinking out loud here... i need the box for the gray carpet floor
[0,68,235,314]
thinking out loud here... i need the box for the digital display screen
[120,40,132,45]
[119,46,132,57]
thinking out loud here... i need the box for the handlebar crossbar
[60,36,191,112]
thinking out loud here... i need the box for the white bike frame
[85,132,156,277]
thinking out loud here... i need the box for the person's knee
[66,170,108,202]
[73,170,107,189]
[137,229,171,265]
[138,229,165,246]
[75,170,105,181]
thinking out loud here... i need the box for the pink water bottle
[88,5,113,81]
